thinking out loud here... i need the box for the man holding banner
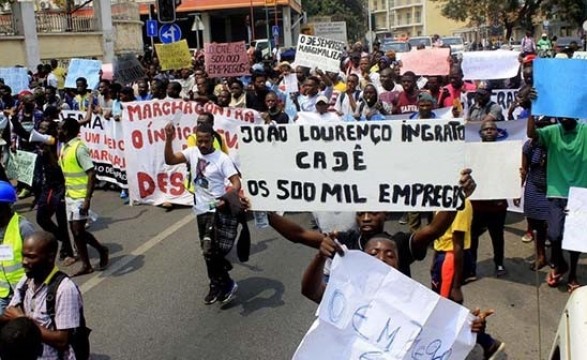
[164,122,241,305]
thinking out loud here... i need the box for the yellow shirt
[333,81,347,93]
[52,67,67,90]
[434,199,472,252]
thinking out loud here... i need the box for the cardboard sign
[563,187,587,253]
[461,50,520,80]
[295,34,345,73]
[6,150,37,186]
[0,67,29,94]
[121,100,263,206]
[465,141,523,200]
[114,54,146,84]
[60,111,127,188]
[293,251,476,360]
[532,58,587,119]
[204,41,249,78]
[155,40,192,71]
[239,119,467,212]
[64,59,102,90]
[400,48,451,76]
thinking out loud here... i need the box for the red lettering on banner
[152,102,162,118]
[244,111,254,123]
[138,172,155,197]
[84,132,100,144]
[171,101,182,115]
[169,173,184,195]
[127,104,142,121]
[132,130,143,149]
[162,101,171,115]
[217,129,238,149]
[234,109,244,122]
[143,104,152,120]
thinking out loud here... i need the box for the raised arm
[268,212,324,248]
[164,122,187,165]
[301,253,327,303]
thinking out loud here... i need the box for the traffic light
[157,0,176,23]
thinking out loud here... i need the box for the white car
[442,36,465,54]
[549,286,587,359]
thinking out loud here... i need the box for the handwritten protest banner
[121,100,263,206]
[293,251,476,360]
[114,54,146,84]
[562,187,587,253]
[60,111,127,188]
[295,34,345,73]
[6,151,38,186]
[465,140,523,200]
[532,58,587,119]
[400,48,451,76]
[461,89,524,121]
[64,59,102,90]
[464,117,527,142]
[462,50,520,80]
[204,41,249,78]
[155,40,192,71]
[0,67,29,94]
[240,119,466,212]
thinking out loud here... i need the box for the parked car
[380,40,411,54]
[441,36,465,54]
[407,36,432,49]
[251,39,273,60]
[549,286,587,359]
[554,36,582,52]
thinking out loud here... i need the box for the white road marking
[79,214,193,294]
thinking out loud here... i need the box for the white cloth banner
[60,111,127,188]
[293,251,476,360]
[121,100,262,206]
[562,187,587,253]
[465,141,523,200]
[461,50,521,80]
[240,119,466,212]
[464,117,528,142]
[461,89,524,121]
[295,34,345,73]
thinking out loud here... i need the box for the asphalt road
[15,189,586,360]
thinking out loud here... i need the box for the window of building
[415,10,421,23]
[406,12,411,24]
[417,30,422,36]
[397,14,402,25]
[380,0,384,9]
[389,0,395,8]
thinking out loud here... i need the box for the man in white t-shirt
[295,95,341,124]
[164,122,241,305]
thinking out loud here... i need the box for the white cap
[316,95,329,104]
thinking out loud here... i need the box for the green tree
[430,0,545,39]
[302,0,367,42]
[542,0,587,28]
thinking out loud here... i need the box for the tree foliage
[431,0,586,39]
[302,0,367,42]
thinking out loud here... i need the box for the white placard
[293,251,476,360]
[284,73,299,94]
[240,119,466,212]
[121,100,263,206]
[465,141,523,200]
[295,34,345,73]
[310,21,348,43]
[562,187,587,253]
[462,50,521,80]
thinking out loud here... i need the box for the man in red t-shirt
[391,71,421,114]
[440,66,476,108]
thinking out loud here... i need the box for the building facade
[139,0,302,49]
[370,0,466,39]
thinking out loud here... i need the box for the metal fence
[35,13,98,32]
[0,14,16,35]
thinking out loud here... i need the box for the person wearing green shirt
[527,116,587,293]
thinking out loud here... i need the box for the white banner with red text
[121,100,262,206]
[59,111,128,188]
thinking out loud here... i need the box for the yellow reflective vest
[59,138,89,199]
[184,133,228,194]
[0,214,25,298]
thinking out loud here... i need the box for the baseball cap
[316,95,329,105]
[418,92,436,105]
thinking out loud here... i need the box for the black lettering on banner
[379,184,391,203]
[247,180,270,197]
[296,151,310,169]
[401,121,463,142]
[353,145,366,171]
[297,123,391,146]
[332,152,348,171]
[387,184,463,209]
[240,126,288,143]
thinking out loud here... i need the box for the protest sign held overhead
[295,34,346,73]
[0,67,29,94]
[293,251,476,360]
[461,50,520,80]
[532,58,587,119]
[5,151,37,186]
[400,48,451,76]
[204,41,249,78]
[64,58,102,89]
[239,119,466,212]
[114,54,146,84]
[122,100,263,206]
[155,39,192,71]
[60,111,127,188]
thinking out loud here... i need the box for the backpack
[19,271,91,360]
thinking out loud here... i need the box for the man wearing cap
[466,84,504,122]
[0,181,36,313]
[295,95,340,124]
[293,72,333,113]
[410,92,437,119]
